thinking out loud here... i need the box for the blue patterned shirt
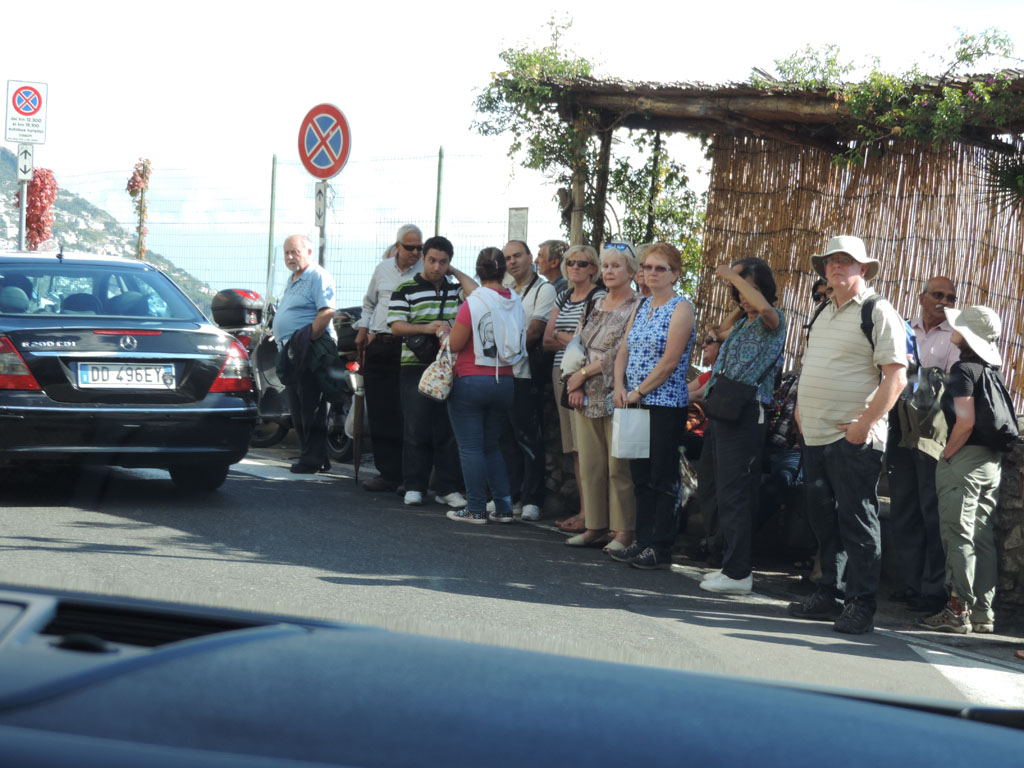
[625,295,695,408]
[708,309,787,404]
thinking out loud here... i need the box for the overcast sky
[2,1,1021,296]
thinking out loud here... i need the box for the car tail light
[0,336,42,390]
[209,340,253,393]
[345,361,360,372]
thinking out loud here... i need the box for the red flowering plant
[13,168,58,250]
[126,159,151,260]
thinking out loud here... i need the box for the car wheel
[250,418,289,448]
[169,463,231,492]
[326,397,353,463]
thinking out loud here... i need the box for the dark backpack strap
[804,299,830,332]
[860,294,881,351]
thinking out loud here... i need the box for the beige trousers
[573,411,636,532]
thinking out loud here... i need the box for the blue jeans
[447,375,515,516]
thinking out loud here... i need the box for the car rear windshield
[0,263,206,321]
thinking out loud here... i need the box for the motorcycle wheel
[326,396,354,463]
[250,418,289,448]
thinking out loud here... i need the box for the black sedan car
[0,251,257,490]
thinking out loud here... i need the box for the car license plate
[78,363,176,389]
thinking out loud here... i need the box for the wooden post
[644,130,662,243]
[591,126,612,250]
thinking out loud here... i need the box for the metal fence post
[434,146,444,236]
[266,154,277,301]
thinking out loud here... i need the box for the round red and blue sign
[298,104,351,180]
[12,86,42,116]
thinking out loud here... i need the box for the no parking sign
[298,104,351,180]
[5,80,47,144]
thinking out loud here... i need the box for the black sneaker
[609,541,645,563]
[834,600,875,634]
[787,588,843,621]
[630,547,672,570]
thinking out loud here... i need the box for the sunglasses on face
[927,291,957,303]
[703,337,720,346]
[399,243,423,253]
[641,264,669,274]
[565,259,594,268]
[812,292,826,302]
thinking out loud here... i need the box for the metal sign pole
[315,181,327,267]
[17,181,27,251]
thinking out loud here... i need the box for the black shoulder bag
[405,286,450,363]
[703,322,783,423]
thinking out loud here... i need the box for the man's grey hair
[395,224,422,243]
[286,234,313,252]
[540,239,568,266]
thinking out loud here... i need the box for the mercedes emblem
[119,335,138,351]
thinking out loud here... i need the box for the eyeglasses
[823,254,855,268]
[703,337,720,346]
[565,259,593,268]
[812,292,826,302]
[641,264,670,274]
[927,291,957,303]
[399,243,423,253]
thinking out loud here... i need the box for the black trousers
[285,367,329,470]
[400,367,463,495]
[708,401,766,580]
[630,405,686,556]
[363,338,403,483]
[804,439,884,606]
[886,445,945,599]
[499,377,546,507]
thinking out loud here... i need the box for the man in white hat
[790,235,908,634]
[919,305,1009,634]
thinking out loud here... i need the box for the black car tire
[169,463,231,492]
[326,397,354,463]
[250,418,289,448]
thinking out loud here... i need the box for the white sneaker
[513,502,523,516]
[699,572,753,595]
[403,491,424,506]
[701,569,723,581]
[520,504,540,521]
[435,492,467,509]
[486,500,496,513]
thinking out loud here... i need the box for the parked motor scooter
[211,289,367,456]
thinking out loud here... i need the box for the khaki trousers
[935,444,1001,624]
[573,411,636,532]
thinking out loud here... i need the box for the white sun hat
[944,305,1003,367]
[811,236,880,281]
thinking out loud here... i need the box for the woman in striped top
[543,245,605,533]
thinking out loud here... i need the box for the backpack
[859,295,920,377]
[973,366,1020,452]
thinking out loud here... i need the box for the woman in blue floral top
[699,257,786,596]
[611,243,696,570]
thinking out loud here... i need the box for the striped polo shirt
[797,287,907,448]
[387,274,462,367]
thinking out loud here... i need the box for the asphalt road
[1,445,1023,709]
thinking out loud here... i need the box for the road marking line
[908,644,1024,707]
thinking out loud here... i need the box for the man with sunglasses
[886,276,961,614]
[355,224,424,493]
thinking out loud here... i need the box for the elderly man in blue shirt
[273,234,337,474]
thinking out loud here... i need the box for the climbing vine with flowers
[14,168,58,250]
[126,159,151,260]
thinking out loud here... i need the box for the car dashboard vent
[40,602,261,648]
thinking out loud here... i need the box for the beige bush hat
[944,306,1003,367]
[811,236,880,281]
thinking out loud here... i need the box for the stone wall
[996,435,1024,613]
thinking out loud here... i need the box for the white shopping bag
[611,406,650,459]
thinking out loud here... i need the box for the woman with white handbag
[444,248,527,525]
[610,242,696,570]
[562,244,641,553]
[543,244,605,534]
